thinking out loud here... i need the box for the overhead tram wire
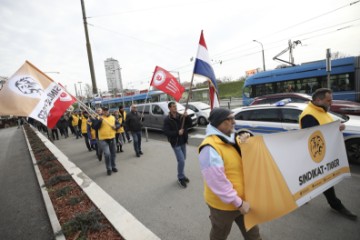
[211,18,360,66]
[212,1,360,59]
[259,0,360,40]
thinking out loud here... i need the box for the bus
[90,90,169,111]
[242,56,360,105]
[90,88,210,112]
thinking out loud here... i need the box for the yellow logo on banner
[308,130,326,163]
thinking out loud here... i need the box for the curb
[27,127,161,240]
[23,127,66,240]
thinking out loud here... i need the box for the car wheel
[198,117,208,125]
[345,139,360,165]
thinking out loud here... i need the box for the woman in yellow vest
[198,108,261,240]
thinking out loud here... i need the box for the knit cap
[208,107,232,127]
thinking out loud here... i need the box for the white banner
[240,121,351,230]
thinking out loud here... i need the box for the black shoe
[139,151,143,155]
[136,153,140,157]
[128,139,132,143]
[335,207,357,221]
[117,145,120,153]
[178,179,187,188]
[97,154,102,161]
[183,177,190,183]
[88,148,92,152]
[112,168,118,173]
[107,170,112,176]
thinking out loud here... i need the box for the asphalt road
[54,126,360,240]
[0,127,54,240]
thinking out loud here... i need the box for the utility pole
[326,48,331,89]
[80,0,98,95]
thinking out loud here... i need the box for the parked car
[233,102,360,164]
[250,92,360,116]
[136,102,198,130]
[187,102,211,125]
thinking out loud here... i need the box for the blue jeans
[172,144,186,179]
[99,139,116,171]
[131,131,142,155]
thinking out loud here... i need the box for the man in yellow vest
[92,107,120,176]
[299,88,357,221]
[198,108,261,240]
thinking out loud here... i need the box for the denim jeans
[131,131,142,154]
[99,139,116,171]
[172,144,186,180]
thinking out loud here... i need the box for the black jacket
[163,113,192,147]
[125,111,143,132]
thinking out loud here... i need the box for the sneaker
[178,179,187,188]
[107,170,112,176]
[335,207,357,221]
[112,168,118,173]
[183,177,190,183]
[128,139,132,143]
[139,151,143,155]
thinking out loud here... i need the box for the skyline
[1,0,360,96]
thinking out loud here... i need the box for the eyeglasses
[226,116,235,121]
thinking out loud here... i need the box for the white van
[136,102,198,130]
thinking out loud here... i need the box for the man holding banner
[300,88,357,221]
[198,108,262,240]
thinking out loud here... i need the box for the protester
[299,88,357,221]
[125,104,143,157]
[78,111,92,151]
[113,110,124,153]
[92,107,119,175]
[198,107,262,240]
[163,101,192,188]
[70,111,81,139]
[119,105,132,143]
[89,108,104,161]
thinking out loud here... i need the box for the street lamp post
[253,40,266,71]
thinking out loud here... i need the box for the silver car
[136,102,198,130]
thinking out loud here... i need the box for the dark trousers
[208,206,261,240]
[323,187,343,210]
[82,133,91,150]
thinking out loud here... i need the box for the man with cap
[163,101,192,188]
[198,107,262,240]
[92,106,120,175]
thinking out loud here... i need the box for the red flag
[0,61,76,128]
[150,66,185,102]
[47,84,76,128]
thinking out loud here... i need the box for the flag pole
[139,83,152,122]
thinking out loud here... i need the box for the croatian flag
[193,30,220,109]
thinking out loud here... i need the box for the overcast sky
[1,0,359,96]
